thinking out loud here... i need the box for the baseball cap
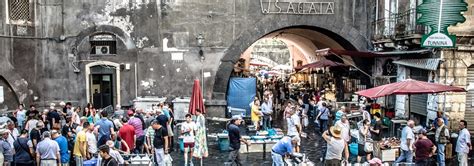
[127,110,134,116]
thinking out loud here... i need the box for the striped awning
[393,58,441,71]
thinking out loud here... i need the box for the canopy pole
[408,94,411,119]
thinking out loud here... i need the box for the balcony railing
[372,8,428,40]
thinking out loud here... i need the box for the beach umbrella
[189,79,206,115]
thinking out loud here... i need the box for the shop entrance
[89,66,116,109]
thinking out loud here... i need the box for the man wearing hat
[226,115,251,166]
[271,136,300,166]
[36,131,60,166]
[322,125,349,166]
[0,128,13,166]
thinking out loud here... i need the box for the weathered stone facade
[0,0,371,116]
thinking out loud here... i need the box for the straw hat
[330,126,342,138]
[0,129,7,135]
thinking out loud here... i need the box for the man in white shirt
[286,109,301,152]
[335,115,350,143]
[395,120,415,163]
[86,122,98,158]
[181,114,197,166]
[6,121,19,148]
[456,120,472,166]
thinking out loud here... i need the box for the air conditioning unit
[95,46,110,55]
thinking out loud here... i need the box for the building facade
[0,0,372,117]
[371,0,474,131]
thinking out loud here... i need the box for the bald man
[395,120,415,163]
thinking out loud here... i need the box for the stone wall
[0,0,372,116]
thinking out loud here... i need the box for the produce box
[374,143,398,161]
[247,143,264,153]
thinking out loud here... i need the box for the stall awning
[393,58,441,71]
[317,48,433,58]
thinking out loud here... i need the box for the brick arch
[212,15,369,99]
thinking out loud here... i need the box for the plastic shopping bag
[164,154,173,166]
[303,117,309,127]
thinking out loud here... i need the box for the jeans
[437,144,445,166]
[227,149,242,166]
[319,119,328,132]
[271,151,284,166]
[415,159,429,166]
[154,148,165,166]
[263,116,271,130]
[458,152,468,166]
[395,149,413,163]
[74,155,83,166]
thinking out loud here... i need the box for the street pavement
[168,117,471,166]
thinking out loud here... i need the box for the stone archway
[212,15,370,100]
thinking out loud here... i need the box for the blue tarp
[226,77,256,117]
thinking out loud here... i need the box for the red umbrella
[189,79,206,115]
[295,59,346,70]
[356,79,466,98]
[356,79,466,116]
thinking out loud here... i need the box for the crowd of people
[0,101,208,166]
[242,83,473,166]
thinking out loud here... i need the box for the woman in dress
[193,109,208,165]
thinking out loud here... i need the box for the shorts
[167,124,174,136]
[358,143,368,156]
[184,142,195,148]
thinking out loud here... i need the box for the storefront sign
[422,33,456,47]
[260,0,335,15]
[417,0,467,48]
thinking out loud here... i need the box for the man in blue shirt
[271,136,299,166]
[95,111,115,146]
[52,130,70,166]
[432,111,449,129]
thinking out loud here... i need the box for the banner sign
[417,0,467,48]
[260,0,335,15]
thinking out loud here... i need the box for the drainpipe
[443,50,447,112]
[375,0,379,34]
[135,62,138,99]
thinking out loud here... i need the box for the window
[6,0,34,25]
[90,34,117,55]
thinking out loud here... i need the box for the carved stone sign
[260,0,335,15]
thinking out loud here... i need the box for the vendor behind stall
[271,136,300,166]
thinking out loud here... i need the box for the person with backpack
[13,130,35,166]
[435,118,450,166]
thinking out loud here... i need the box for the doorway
[89,66,116,109]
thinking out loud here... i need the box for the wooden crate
[374,143,398,162]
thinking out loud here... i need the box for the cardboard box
[446,143,453,159]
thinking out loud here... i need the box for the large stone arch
[212,15,370,99]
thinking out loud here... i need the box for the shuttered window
[7,0,33,25]
[465,67,474,132]
[409,68,429,116]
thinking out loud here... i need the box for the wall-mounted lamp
[196,33,205,61]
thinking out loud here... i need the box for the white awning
[393,58,441,71]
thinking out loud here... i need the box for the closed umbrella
[189,79,206,115]
[356,79,466,116]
